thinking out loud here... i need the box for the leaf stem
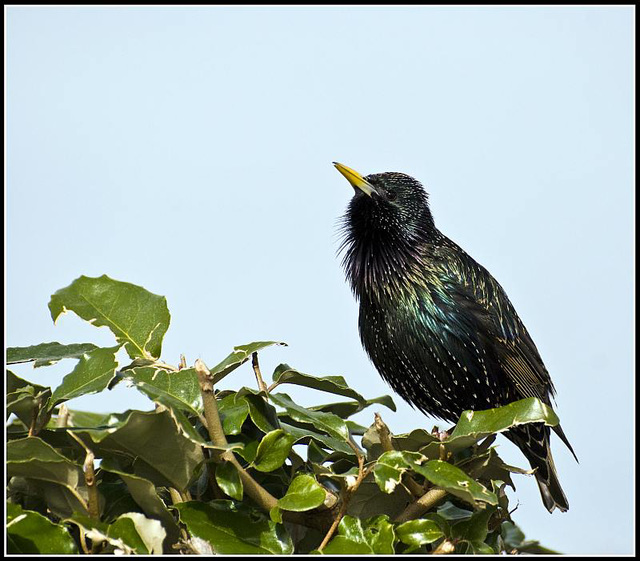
[251,352,268,393]
[28,395,43,437]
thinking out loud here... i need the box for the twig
[68,431,100,519]
[318,439,372,551]
[394,487,449,524]
[251,352,268,393]
[374,413,394,452]
[169,488,183,505]
[317,487,350,552]
[56,403,70,428]
[195,359,278,512]
[195,360,228,448]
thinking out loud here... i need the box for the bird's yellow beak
[333,162,377,197]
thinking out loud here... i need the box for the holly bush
[6,275,558,554]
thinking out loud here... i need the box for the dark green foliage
[6,275,557,554]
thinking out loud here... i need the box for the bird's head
[334,162,435,242]
[335,162,438,296]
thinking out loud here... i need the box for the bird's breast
[357,289,509,421]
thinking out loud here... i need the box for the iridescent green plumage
[336,163,577,513]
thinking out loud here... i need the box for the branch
[68,431,100,519]
[195,359,278,512]
[394,487,448,524]
[374,412,394,452]
[317,438,372,551]
[251,352,268,393]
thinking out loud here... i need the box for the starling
[334,162,577,513]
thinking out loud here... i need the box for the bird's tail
[505,423,570,513]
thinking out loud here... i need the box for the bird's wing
[431,241,556,403]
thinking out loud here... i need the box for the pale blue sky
[6,6,634,554]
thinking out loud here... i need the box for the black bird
[334,162,577,513]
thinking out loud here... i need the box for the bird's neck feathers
[340,203,438,301]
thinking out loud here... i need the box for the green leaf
[107,515,149,554]
[7,369,48,395]
[440,397,561,454]
[233,436,260,463]
[339,515,367,541]
[6,370,52,428]
[49,275,170,360]
[458,540,495,554]
[7,437,90,518]
[215,461,243,501]
[75,409,204,492]
[311,394,396,418]
[60,409,120,428]
[175,501,293,554]
[124,366,202,417]
[6,502,78,554]
[278,421,354,456]
[7,342,98,368]
[277,474,326,512]
[347,480,412,521]
[393,428,440,452]
[50,346,120,408]
[373,450,424,494]
[321,515,395,554]
[501,520,525,548]
[269,392,349,441]
[108,513,166,554]
[243,392,281,434]
[99,457,181,545]
[163,403,208,447]
[269,506,283,524]
[437,501,474,521]
[451,507,495,543]
[218,394,250,435]
[271,363,366,402]
[396,518,444,548]
[209,341,286,385]
[66,513,140,554]
[252,429,295,473]
[414,460,498,507]
[307,439,329,463]
[320,536,373,554]
[364,515,396,554]
[461,446,531,490]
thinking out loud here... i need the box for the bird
[334,161,577,513]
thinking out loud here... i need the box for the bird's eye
[387,190,397,201]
